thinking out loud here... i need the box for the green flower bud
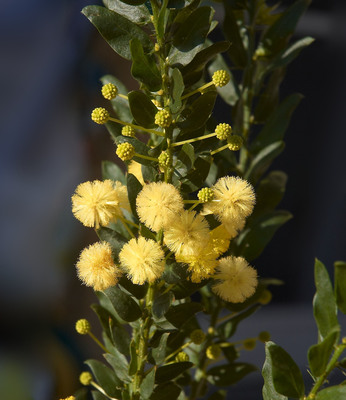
[190,329,206,345]
[227,135,243,151]
[155,109,172,128]
[215,123,232,140]
[101,83,118,100]
[116,143,135,161]
[198,188,214,203]
[212,70,230,87]
[258,289,272,305]
[91,107,109,125]
[122,125,136,138]
[79,371,93,386]
[206,344,221,360]
[243,338,256,350]
[258,331,271,343]
[75,319,91,335]
[175,352,189,362]
[158,151,171,171]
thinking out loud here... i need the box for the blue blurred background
[0,0,345,399]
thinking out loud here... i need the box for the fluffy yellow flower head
[221,218,246,239]
[76,241,121,291]
[177,248,217,283]
[119,237,165,284]
[136,182,184,232]
[207,176,255,222]
[164,210,210,256]
[212,256,258,303]
[72,180,129,229]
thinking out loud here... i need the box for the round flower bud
[175,352,190,362]
[198,187,214,203]
[215,123,232,140]
[206,344,221,360]
[116,142,135,161]
[101,83,118,100]
[122,125,136,138]
[91,107,109,125]
[190,329,206,345]
[155,109,172,128]
[154,43,160,52]
[75,319,91,335]
[80,371,93,386]
[258,331,271,343]
[228,135,243,151]
[212,70,230,87]
[258,289,272,305]
[158,151,171,170]
[243,338,257,350]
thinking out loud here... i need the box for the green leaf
[103,0,150,24]
[165,302,203,328]
[112,0,146,5]
[104,286,142,322]
[85,359,122,397]
[150,382,181,400]
[91,391,108,400]
[207,362,257,386]
[101,75,131,121]
[175,143,195,177]
[208,391,227,400]
[129,339,138,376]
[153,291,175,319]
[128,90,157,128]
[235,210,293,261]
[130,38,162,91]
[180,154,212,193]
[316,386,346,400]
[308,329,340,377]
[264,341,305,398]
[126,173,143,219]
[119,275,148,299]
[155,362,193,383]
[334,261,346,314]
[152,332,170,364]
[313,259,340,340]
[82,6,153,60]
[251,94,303,153]
[262,346,288,400]
[104,352,131,383]
[140,368,156,399]
[171,68,185,114]
[96,227,127,257]
[101,160,126,184]
[245,141,285,184]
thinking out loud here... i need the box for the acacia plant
[61,1,346,399]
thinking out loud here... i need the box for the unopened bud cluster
[190,329,206,344]
[228,135,243,151]
[212,70,230,87]
[243,338,256,350]
[102,83,118,100]
[91,107,109,125]
[116,143,135,161]
[75,319,91,335]
[198,187,214,203]
[155,109,172,128]
[80,371,93,385]
[122,125,136,137]
[206,344,221,360]
[215,123,232,140]
[258,331,271,342]
[175,352,189,362]
[158,151,171,170]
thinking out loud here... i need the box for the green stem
[88,332,108,353]
[172,132,217,147]
[109,117,164,137]
[134,153,159,162]
[119,215,135,238]
[181,81,214,100]
[91,381,120,400]
[118,93,128,100]
[210,143,229,155]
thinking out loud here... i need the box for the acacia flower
[102,83,118,100]
[155,109,172,128]
[228,135,243,151]
[209,224,231,256]
[212,70,230,87]
[164,210,210,256]
[215,123,232,140]
[72,180,130,229]
[177,249,217,283]
[212,256,258,303]
[207,176,255,222]
[116,142,135,161]
[91,107,109,124]
[119,237,165,284]
[76,242,121,291]
[136,182,184,231]
[221,217,246,239]
[122,125,136,137]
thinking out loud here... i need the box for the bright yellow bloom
[72,180,129,229]
[76,242,121,291]
[128,161,144,185]
[136,182,184,232]
[119,237,165,284]
[164,210,210,256]
[209,224,231,256]
[212,256,258,303]
[221,218,245,239]
[177,249,217,283]
[207,176,255,222]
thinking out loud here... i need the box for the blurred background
[0,0,345,399]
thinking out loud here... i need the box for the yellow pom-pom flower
[215,123,232,140]
[164,210,210,256]
[75,319,91,335]
[102,83,118,100]
[221,218,246,239]
[212,256,258,303]
[119,237,165,284]
[136,182,184,232]
[76,241,121,291]
[116,142,135,161]
[177,249,217,283]
[155,109,172,128]
[212,70,230,87]
[122,125,136,137]
[207,176,255,222]
[228,135,243,151]
[206,344,222,360]
[198,187,214,203]
[91,107,109,124]
[72,180,129,229]
[190,329,206,344]
[80,371,93,385]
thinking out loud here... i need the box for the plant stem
[172,132,217,147]
[108,117,164,137]
[181,82,214,100]
[88,332,108,353]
